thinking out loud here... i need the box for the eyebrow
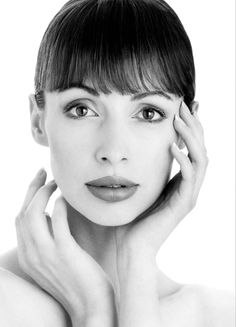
[131,90,173,101]
[63,83,173,101]
[63,83,100,96]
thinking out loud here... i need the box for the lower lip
[86,185,139,202]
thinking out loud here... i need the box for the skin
[14,87,210,326]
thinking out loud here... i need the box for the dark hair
[34,0,195,111]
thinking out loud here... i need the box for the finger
[148,143,195,240]
[171,142,195,201]
[15,213,28,256]
[51,196,72,245]
[179,101,205,145]
[19,168,47,214]
[174,114,208,167]
[22,180,58,245]
[27,180,58,215]
[171,143,193,181]
[192,155,209,203]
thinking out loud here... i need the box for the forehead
[49,81,179,102]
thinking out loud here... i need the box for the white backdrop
[0,0,234,291]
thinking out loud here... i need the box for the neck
[66,201,182,300]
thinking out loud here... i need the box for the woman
[0,0,234,326]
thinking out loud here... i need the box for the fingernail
[48,179,56,185]
[174,114,182,122]
[172,142,179,150]
[48,179,57,189]
[179,100,183,110]
[36,168,46,177]
[193,101,199,111]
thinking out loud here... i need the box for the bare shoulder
[160,283,234,327]
[194,284,235,327]
[182,284,235,327]
[0,250,70,327]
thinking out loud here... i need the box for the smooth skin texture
[35,88,185,227]
[0,90,234,327]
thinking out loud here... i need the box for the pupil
[143,109,155,120]
[76,106,88,116]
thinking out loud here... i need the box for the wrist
[117,247,158,280]
[118,258,162,327]
[70,286,118,327]
[71,313,118,327]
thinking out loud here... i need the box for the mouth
[85,176,139,202]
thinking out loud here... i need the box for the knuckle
[15,211,27,227]
[24,208,34,222]
[201,156,209,169]
[191,197,197,209]
[195,119,204,133]
[15,214,21,227]
[198,154,208,168]
[188,168,196,181]
[187,198,196,212]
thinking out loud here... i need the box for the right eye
[64,102,98,120]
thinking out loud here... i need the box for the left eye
[136,107,165,123]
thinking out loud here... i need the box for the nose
[95,122,129,166]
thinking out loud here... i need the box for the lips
[85,176,139,188]
[85,176,139,202]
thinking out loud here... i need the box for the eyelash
[64,102,166,123]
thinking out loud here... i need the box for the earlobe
[29,94,49,147]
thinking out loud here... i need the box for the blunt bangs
[35,0,195,109]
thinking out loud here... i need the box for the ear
[176,101,199,150]
[29,94,49,147]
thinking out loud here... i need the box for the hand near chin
[15,170,116,325]
[115,101,209,263]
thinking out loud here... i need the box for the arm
[69,287,118,327]
[114,101,208,326]
[0,268,69,327]
[14,170,118,327]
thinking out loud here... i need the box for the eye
[64,102,98,120]
[135,106,166,123]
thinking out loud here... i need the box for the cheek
[141,140,173,203]
[47,128,89,191]
[138,121,176,201]
[45,120,175,226]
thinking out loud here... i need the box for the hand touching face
[114,100,208,259]
[34,89,184,226]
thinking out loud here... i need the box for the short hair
[34,0,195,111]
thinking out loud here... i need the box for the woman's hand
[15,171,116,326]
[115,101,209,262]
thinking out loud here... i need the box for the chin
[76,203,141,226]
[88,212,136,227]
[66,194,158,227]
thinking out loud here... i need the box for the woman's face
[42,85,182,226]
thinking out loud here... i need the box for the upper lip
[85,176,139,187]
